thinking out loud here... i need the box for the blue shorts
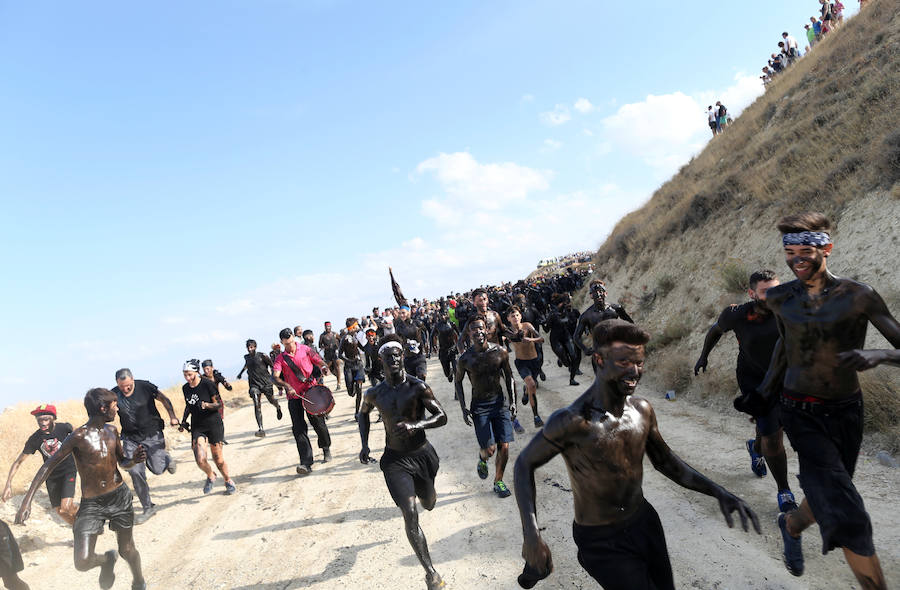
[514,357,542,380]
[472,397,514,449]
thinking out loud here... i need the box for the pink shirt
[273,344,323,399]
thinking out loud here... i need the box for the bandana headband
[782,231,831,247]
[399,305,410,311]
[378,341,403,355]
[183,361,200,372]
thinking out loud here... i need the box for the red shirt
[273,344,323,399]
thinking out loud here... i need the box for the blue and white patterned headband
[782,231,831,247]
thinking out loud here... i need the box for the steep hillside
[590,0,900,449]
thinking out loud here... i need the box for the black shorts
[73,484,134,538]
[404,354,427,380]
[514,357,542,380]
[0,520,24,575]
[572,500,674,590]
[781,393,874,556]
[46,471,77,507]
[191,417,225,445]
[380,442,440,506]
[324,349,338,362]
[249,383,274,397]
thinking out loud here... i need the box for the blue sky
[0,1,856,407]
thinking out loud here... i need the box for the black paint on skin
[358,339,448,590]
[237,343,282,432]
[16,390,147,589]
[454,319,517,482]
[514,321,759,588]
[573,283,634,355]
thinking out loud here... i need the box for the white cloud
[416,152,551,210]
[161,316,187,325]
[582,128,594,137]
[0,376,26,385]
[520,93,534,103]
[215,298,256,315]
[574,98,594,113]
[542,139,563,152]
[539,104,571,126]
[599,72,764,177]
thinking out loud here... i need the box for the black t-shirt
[716,302,780,378]
[23,423,77,479]
[243,352,272,390]
[182,378,223,427]
[113,380,165,439]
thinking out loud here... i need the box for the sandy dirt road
[2,353,898,590]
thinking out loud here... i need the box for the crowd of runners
[1,210,898,590]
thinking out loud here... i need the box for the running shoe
[135,504,157,525]
[569,378,579,386]
[477,458,489,480]
[99,550,117,590]
[166,457,177,475]
[296,465,312,475]
[323,448,332,462]
[522,390,529,405]
[224,480,236,495]
[513,418,526,434]
[538,370,546,381]
[276,405,283,420]
[777,489,798,513]
[534,415,544,428]
[202,478,215,494]
[777,512,804,576]
[493,480,512,498]
[255,430,266,438]
[746,439,767,477]
[426,573,446,590]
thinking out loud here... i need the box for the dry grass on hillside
[0,381,251,497]
[587,0,900,450]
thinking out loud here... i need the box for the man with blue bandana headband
[760,211,900,587]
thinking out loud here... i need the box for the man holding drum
[273,328,334,474]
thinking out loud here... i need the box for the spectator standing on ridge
[805,24,816,48]
[716,101,728,132]
[811,17,822,41]
[782,32,799,60]
[707,106,718,137]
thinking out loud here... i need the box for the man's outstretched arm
[15,436,78,524]
[643,400,760,534]
[694,323,724,375]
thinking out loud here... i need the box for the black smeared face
[35,415,55,433]
[473,293,489,313]
[381,345,404,375]
[469,319,487,345]
[597,342,645,398]
[784,244,827,281]
[590,284,607,306]
[247,343,257,354]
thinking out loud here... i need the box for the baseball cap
[31,404,57,418]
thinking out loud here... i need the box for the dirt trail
[1,354,898,589]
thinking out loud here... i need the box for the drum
[300,385,335,416]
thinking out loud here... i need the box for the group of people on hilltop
[707,101,730,136]
[762,1,853,86]
[2,211,898,590]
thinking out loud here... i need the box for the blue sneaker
[224,480,236,495]
[477,458,488,480]
[202,478,214,494]
[777,489,797,513]
[493,480,512,498]
[746,439,767,477]
[513,418,525,434]
[777,512,804,576]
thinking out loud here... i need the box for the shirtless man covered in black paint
[760,212,900,589]
[573,279,633,357]
[506,307,545,428]
[455,317,518,498]
[16,388,148,590]
[434,310,459,385]
[514,320,759,589]
[358,335,448,590]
